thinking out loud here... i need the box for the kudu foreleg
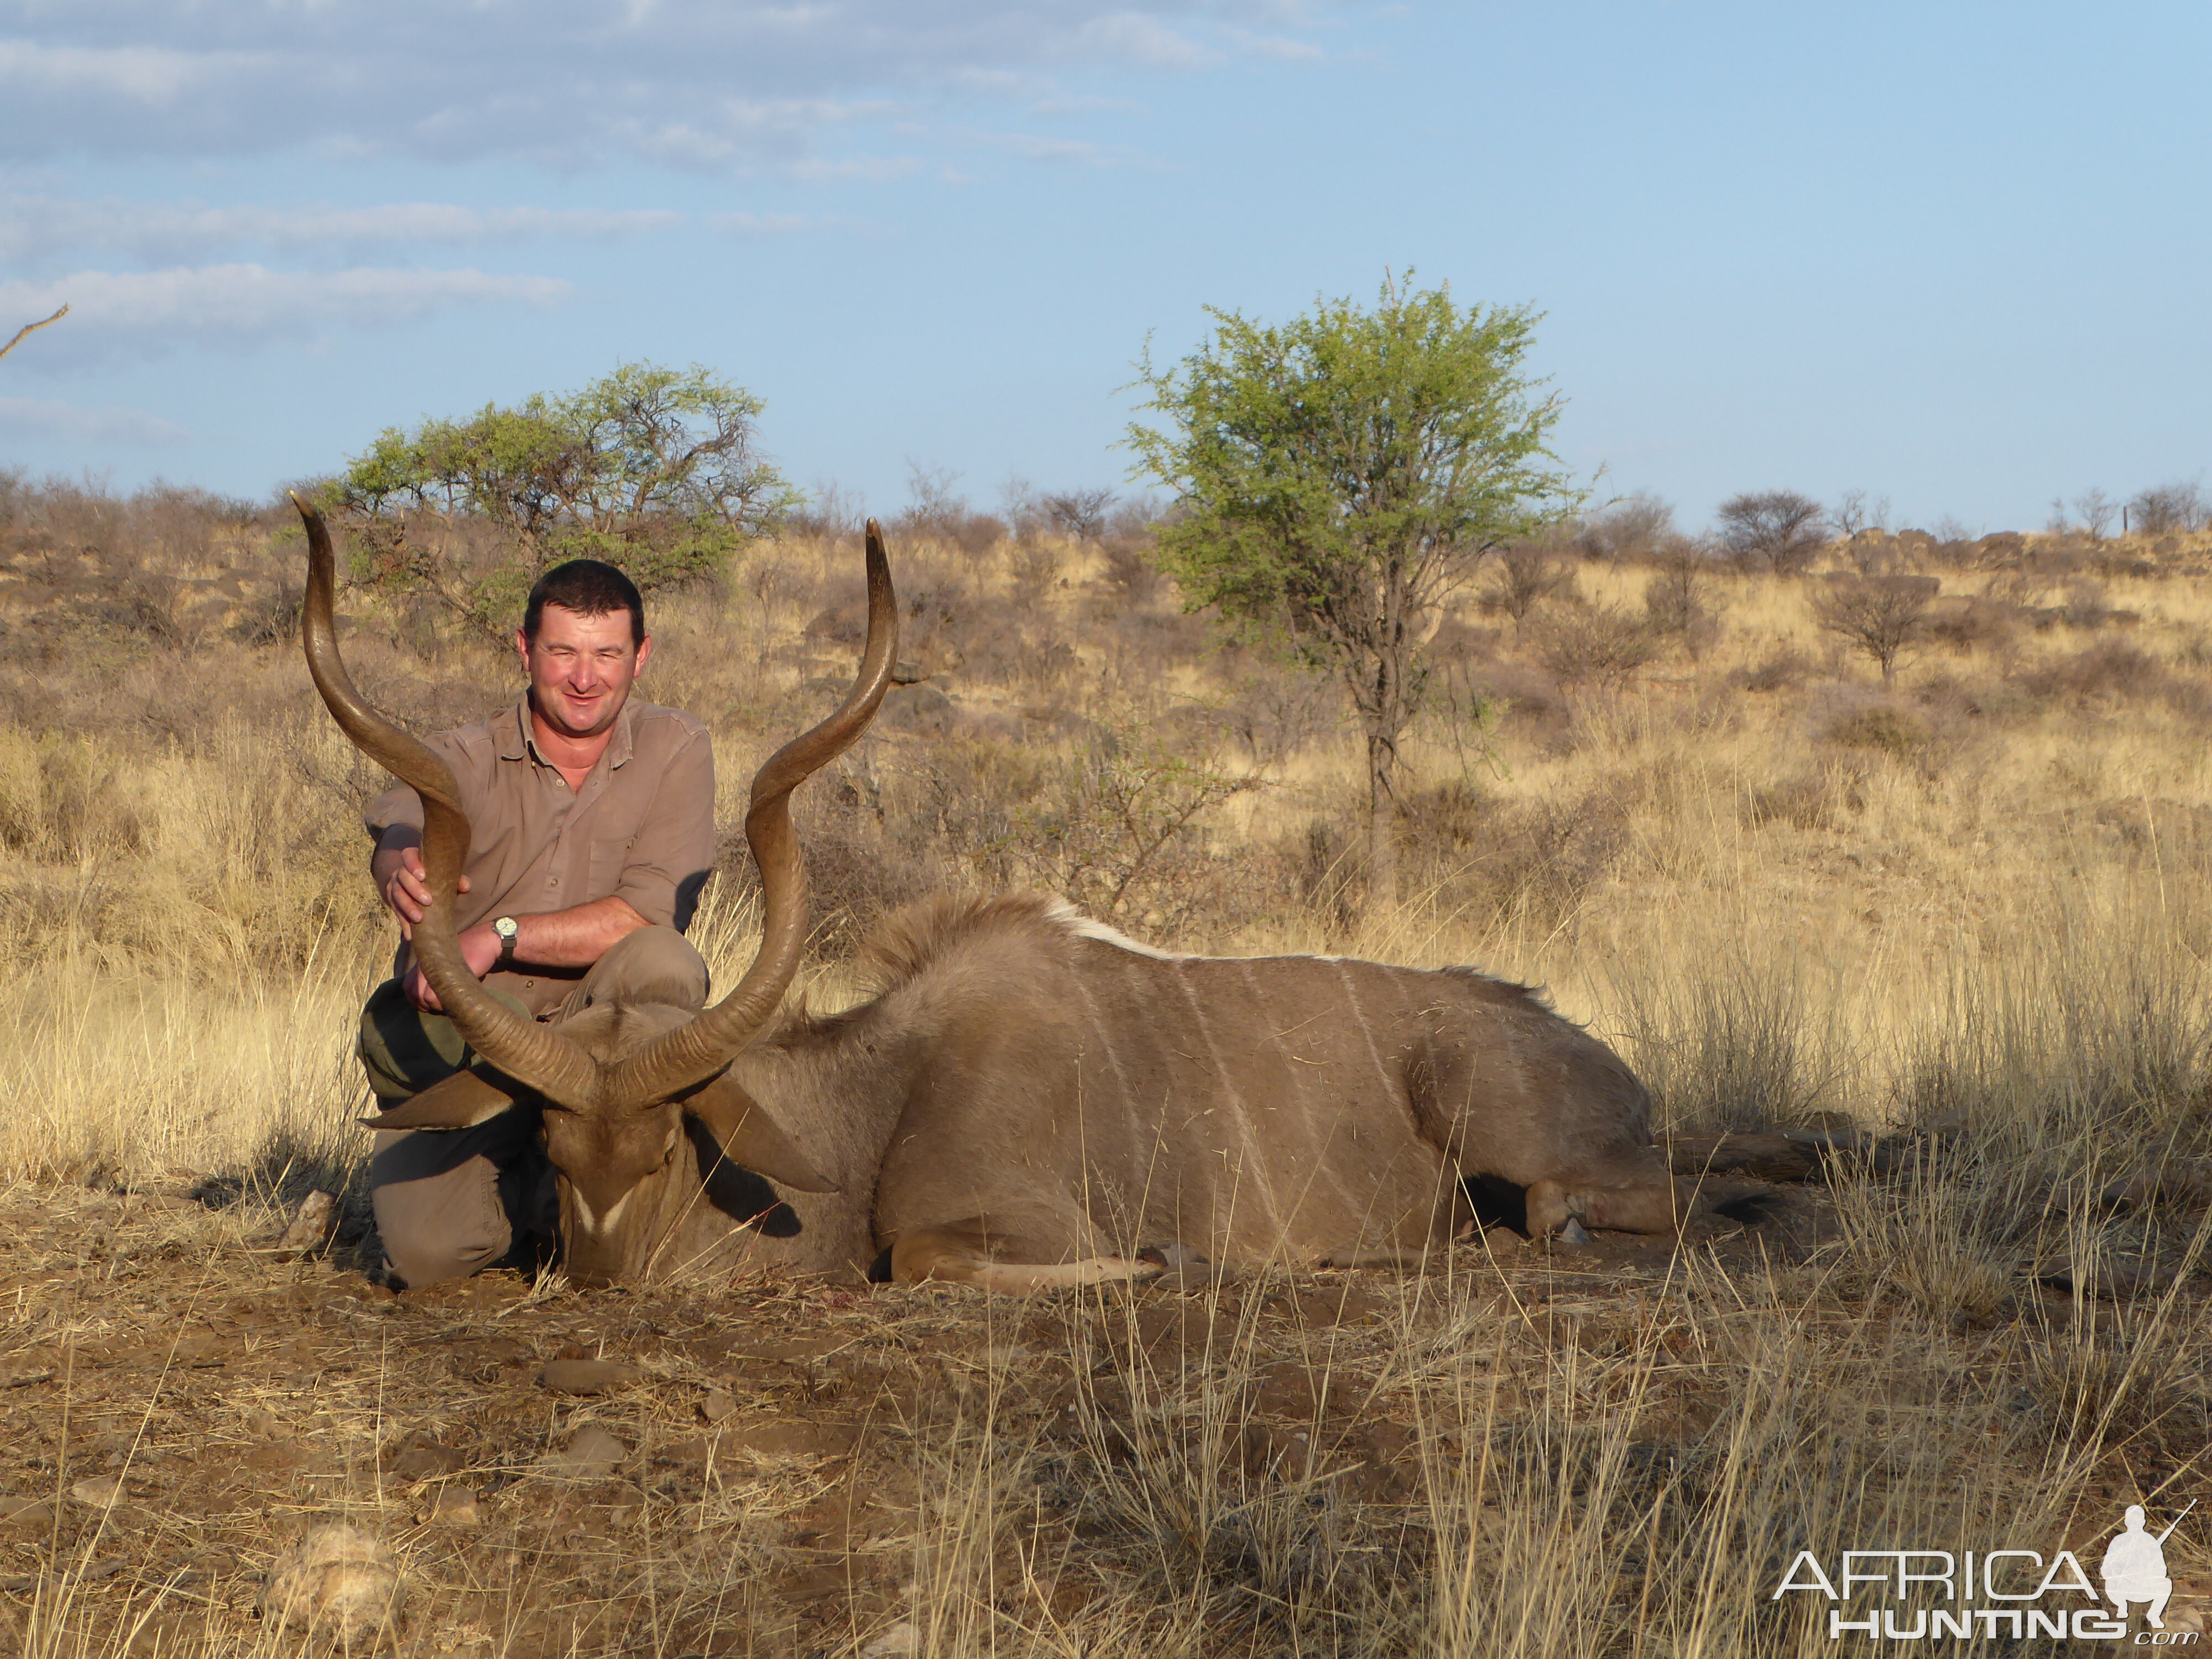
[888,1222,1161,1295]
[1526,1170,1776,1241]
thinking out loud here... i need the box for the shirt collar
[499,690,639,770]
[497,692,531,763]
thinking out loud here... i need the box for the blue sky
[3,2,2208,534]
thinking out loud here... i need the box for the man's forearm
[504,896,651,969]
[370,827,422,898]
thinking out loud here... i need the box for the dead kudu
[300,502,1786,1291]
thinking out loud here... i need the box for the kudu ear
[360,1068,519,1131]
[683,1076,838,1194]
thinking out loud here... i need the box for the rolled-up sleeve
[362,729,470,842]
[615,727,717,931]
[364,781,425,839]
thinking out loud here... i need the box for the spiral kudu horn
[602,520,898,1106]
[295,495,598,1108]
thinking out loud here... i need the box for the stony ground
[1,1178,2204,1659]
[0,1181,1772,1657]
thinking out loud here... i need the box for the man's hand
[378,844,470,937]
[401,921,503,1013]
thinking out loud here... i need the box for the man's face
[517,604,652,742]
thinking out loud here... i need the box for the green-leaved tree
[1128,276,1578,910]
[338,362,796,640]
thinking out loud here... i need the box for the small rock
[261,1522,404,1644]
[82,1557,126,1582]
[699,1389,737,1425]
[879,682,952,735]
[2039,1258,2172,1301]
[0,1498,54,1537]
[422,1488,479,1526]
[538,1358,641,1396]
[862,1620,918,1658]
[69,1475,123,1507]
[890,660,926,685]
[540,1425,628,1480]
[277,1191,339,1258]
[383,1431,467,1482]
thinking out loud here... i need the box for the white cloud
[0,3,1341,170]
[1071,14,1218,70]
[0,265,570,364]
[0,38,269,102]
[956,129,1139,167]
[1229,29,1324,61]
[0,196,682,269]
[709,210,848,233]
[0,395,188,445]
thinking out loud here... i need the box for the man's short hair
[524,560,646,647]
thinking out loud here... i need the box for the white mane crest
[1043,899,1188,961]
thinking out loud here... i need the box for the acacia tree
[1716,490,1827,573]
[1128,276,1578,910]
[338,362,795,639]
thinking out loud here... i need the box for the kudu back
[302,502,1761,1291]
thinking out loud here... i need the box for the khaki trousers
[357,926,709,1288]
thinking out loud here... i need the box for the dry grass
[3,484,2212,1652]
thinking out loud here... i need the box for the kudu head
[294,496,898,1284]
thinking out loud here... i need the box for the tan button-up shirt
[365,692,716,1015]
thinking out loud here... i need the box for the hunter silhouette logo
[2104,1503,2192,1631]
[1773,1501,2197,1642]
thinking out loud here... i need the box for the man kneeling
[356,560,714,1288]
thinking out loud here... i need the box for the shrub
[1041,488,1116,541]
[999,716,1260,934]
[1479,539,1576,622]
[1734,649,1810,694]
[1716,491,1827,574]
[1641,545,1721,655]
[1573,493,1674,562]
[1829,488,1892,538]
[1823,703,1929,759]
[2018,639,2169,705]
[1533,604,1658,692]
[1812,571,1939,687]
[2130,482,2207,536]
[1922,596,2020,656]
[893,464,1005,560]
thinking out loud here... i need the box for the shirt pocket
[586,834,637,904]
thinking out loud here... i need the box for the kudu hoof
[1553,1217,1594,1246]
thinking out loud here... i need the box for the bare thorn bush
[1572,492,1674,562]
[1533,603,1659,695]
[1641,541,1721,656]
[1812,571,1939,687]
[2129,480,2208,536]
[1716,489,1828,575]
[1479,539,1577,623]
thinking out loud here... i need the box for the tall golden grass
[3,502,2210,1651]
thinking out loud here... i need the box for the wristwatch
[492,915,520,968]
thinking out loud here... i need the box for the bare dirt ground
[0,1180,1928,1659]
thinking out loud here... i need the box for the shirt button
[550,878,560,888]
